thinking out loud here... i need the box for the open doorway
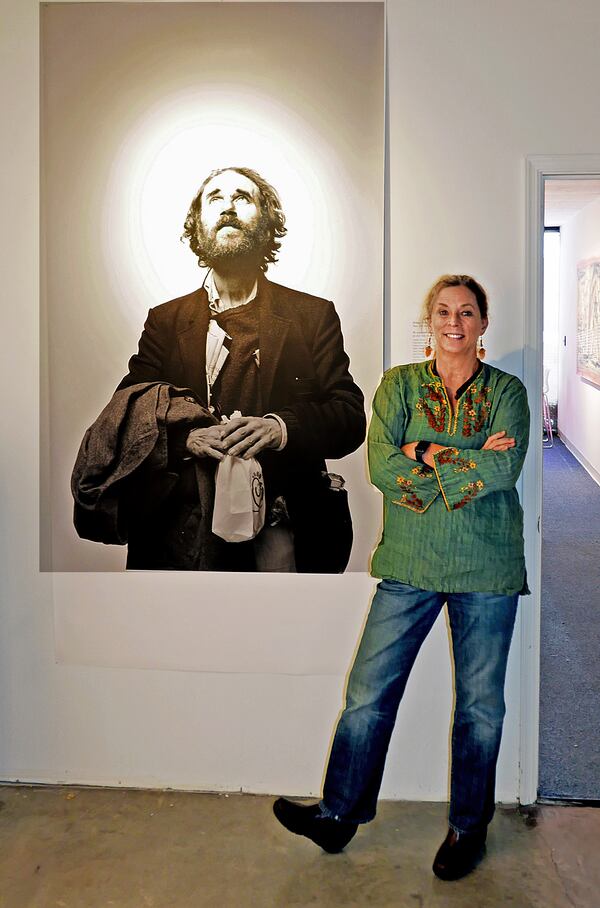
[538,177,600,801]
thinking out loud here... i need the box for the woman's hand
[482,430,515,452]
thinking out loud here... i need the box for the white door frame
[521,154,600,805]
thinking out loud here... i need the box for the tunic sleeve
[431,376,530,511]
[368,370,441,513]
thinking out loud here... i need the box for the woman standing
[273,275,530,881]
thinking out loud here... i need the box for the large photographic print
[577,257,600,388]
[41,2,384,573]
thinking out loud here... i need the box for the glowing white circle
[101,87,354,331]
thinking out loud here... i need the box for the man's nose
[220,197,235,214]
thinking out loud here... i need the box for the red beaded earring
[424,334,433,358]
[477,336,486,360]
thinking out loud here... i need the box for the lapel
[177,288,211,404]
[258,277,291,406]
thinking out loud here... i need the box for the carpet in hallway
[539,437,600,799]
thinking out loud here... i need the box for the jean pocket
[379,578,423,593]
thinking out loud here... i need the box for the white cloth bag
[211,455,266,543]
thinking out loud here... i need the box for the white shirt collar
[203,269,258,314]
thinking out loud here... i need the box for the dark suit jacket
[116,275,366,571]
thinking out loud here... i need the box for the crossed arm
[400,429,516,465]
[368,370,530,512]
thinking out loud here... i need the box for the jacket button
[184,396,195,403]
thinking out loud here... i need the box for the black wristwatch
[415,440,431,464]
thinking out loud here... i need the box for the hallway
[539,437,600,800]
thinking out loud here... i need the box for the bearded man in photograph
[74,167,365,572]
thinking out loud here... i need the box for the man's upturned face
[196,170,269,267]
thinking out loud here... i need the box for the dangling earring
[424,334,433,358]
[477,336,486,360]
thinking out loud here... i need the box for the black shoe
[432,827,487,881]
[272,798,358,853]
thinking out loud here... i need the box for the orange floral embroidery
[436,447,460,465]
[462,385,492,437]
[398,491,425,510]
[452,479,484,510]
[410,465,435,478]
[415,382,447,433]
[455,460,477,473]
[436,448,477,473]
[394,466,436,511]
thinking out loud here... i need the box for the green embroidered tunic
[369,360,530,594]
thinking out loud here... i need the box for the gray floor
[540,437,600,799]
[0,787,598,907]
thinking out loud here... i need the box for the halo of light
[101,86,359,330]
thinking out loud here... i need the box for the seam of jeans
[449,820,486,838]
[319,799,373,825]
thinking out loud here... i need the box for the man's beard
[196,213,271,269]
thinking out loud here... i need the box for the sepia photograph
[41,1,385,572]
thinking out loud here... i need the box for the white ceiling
[544,178,600,227]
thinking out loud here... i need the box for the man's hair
[182,166,287,272]
[421,274,489,322]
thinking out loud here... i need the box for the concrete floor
[0,787,597,907]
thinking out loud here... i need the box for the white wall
[5,0,600,805]
[558,195,600,479]
[544,231,561,406]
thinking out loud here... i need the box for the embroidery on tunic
[395,491,425,511]
[452,479,484,510]
[462,384,492,437]
[435,447,477,473]
[410,465,435,478]
[394,467,436,512]
[415,382,447,433]
[436,447,460,465]
[454,460,477,473]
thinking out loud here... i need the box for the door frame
[521,154,600,804]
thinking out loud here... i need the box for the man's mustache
[216,216,244,231]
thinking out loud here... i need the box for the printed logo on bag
[251,470,265,512]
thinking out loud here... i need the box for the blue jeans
[320,580,519,834]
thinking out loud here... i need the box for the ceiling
[544,178,600,227]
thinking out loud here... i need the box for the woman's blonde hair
[421,274,489,323]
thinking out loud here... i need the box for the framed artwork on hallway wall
[577,257,600,389]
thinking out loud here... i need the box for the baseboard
[557,431,600,488]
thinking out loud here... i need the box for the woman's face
[429,286,488,359]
